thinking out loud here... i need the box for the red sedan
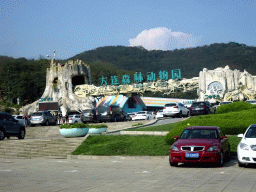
[169,126,230,167]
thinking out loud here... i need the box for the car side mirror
[174,136,179,140]
[221,136,227,139]
[237,134,244,138]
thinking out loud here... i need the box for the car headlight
[207,146,219,152]
[239,143,249,150]
[171,145,179,151]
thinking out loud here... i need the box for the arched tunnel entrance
[72,75,85,88]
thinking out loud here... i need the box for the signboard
[39,102,58,111]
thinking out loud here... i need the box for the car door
[47,112,55,123]
[3,114,19,133]
[218,128,230,154]
[179,103,186,116]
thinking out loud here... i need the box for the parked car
[156,110,164,119]
[132,111,156,121]
[68,114,82,124]
[163,103,190,118]
[97,105,126,122]
[219,101,233,106]
[237,124,256,167]
[80,109,98,123]
[189,101,215,116]
[245,100,256,105]
[169,126,230,167]
[30,111,57,126]
[13,115,26,126]
[0,112,26,140]
[127,113,137,121]
[123,113,132,121]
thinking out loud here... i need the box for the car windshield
[180,129,218,139]
[32,113,42,116]
[246,100,256,104]
[165,103,176,107]
[14,116,23,119]
[137,112,146,114]
[245,127,256,138]
[220,102,232,105]
[191,102,205,107]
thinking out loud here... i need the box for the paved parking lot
[1,157,256,192]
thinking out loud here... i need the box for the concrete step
[0,126,85,159]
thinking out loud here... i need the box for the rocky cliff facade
[21,59,95,116]
[198,66,256,102]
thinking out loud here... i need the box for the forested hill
[70,42,256,79]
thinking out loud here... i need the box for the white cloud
[129,27,197,50]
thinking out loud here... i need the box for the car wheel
[0,129,5,140]
[147,117,149,120]
[238,160,245,167]
[114,117,117,122]
[225,150,231,162]
[30,124,35,127]
[217,152,224,167]
[186,112,190,117]
[178,111,182,118]
[169,161,178,167]
[45,120,49,126]
[18,129,25,139]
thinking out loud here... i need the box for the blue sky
[1,0,255,59]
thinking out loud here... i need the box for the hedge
[165,107,256,145]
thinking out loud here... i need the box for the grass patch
[228,135,242,155]
[126,122,178,132]
[72,135,170,156]
[132,123,143,127]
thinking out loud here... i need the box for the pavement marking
[214,171,230,174]
[135,171,151,173]
[111,161,122,163]
[64,170,78,173]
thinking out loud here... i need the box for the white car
[237,124,256,167]
[68,114,82,124]
[246,100,256,104]
[156,110,164,119]
[13,115,26,126]
[163,102,190,118]
[219,101,233,106]
[132,111,156,121]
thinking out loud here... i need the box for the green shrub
[88,124,108,128]
[215,101,253,114]
[132,123,143,127]
[60,123,89,129]
[165,108,256,145]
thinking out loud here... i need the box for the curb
[105,118,159,134]
[67,155,169,160]
[119,131,169,136]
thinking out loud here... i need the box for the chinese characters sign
[100,69,181,86]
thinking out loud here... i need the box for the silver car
[30,111,57,126]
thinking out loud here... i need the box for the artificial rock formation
[198,66,256,102]
[21,62,256,116]
[21,59,95,116]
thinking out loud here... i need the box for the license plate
[185,153,199,158]
[195,108,201,110]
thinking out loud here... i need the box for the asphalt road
[1,157,256,192]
